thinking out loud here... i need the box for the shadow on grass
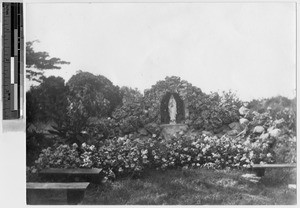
[83,168,297,205]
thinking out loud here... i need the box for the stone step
[241,173,261,183]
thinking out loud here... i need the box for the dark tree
[46,71,123,145]
[26,40,70,83]
[67,71,122,118]
[26,76,68,126]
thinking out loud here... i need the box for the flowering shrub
[247,96,296,132]
[35,144,82,170]
[273,135,296,164]
[237,102,296,165]
[31,131,277,181]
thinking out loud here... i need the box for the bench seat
[39,168,102,183]
[27,182,90,190]
[27,182,90,205]
[40,168,102,175]
[251,163,296,177]
[252,164,296,168]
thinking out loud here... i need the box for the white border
[0,1,298,208]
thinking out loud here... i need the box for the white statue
[168,95,177,124]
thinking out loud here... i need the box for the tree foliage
[112,87,146,134]
[189,91,242,132]
[26,40,70,83]
[26,76,68,126]
[46,71,123,145]
[66,71,122,118]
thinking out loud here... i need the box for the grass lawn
[29,168,297,205]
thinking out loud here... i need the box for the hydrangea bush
[30,131,277,181]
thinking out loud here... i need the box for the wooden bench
[27,182,90,205]
[39,168,102,183]
[251,164,296,177]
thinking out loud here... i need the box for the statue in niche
[160,92,185,124]
[168,94,177,124]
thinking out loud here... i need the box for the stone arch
[160,92,185,124]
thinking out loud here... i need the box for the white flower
[249,151,254,159]
[204,136,210,142]
[102,176,108,183]
[118,137,125,141]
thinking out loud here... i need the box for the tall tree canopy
[26,76,68,126]
[26,40,70,83]
[67,71,123,119]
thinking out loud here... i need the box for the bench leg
[26,189,33,205]
[253,168,265,177]
[67,190,85,205]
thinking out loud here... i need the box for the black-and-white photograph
[25,2,296,205]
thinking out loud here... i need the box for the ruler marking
[10,57,14,83]
[14,29,18,56]
[14,83,17,110]
[20,85,23,117]
[10,84,14,108]
[14,3,17,29]
[14,56,18,87]
[3,2,23,119]
[10,3,14,57]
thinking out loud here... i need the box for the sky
[26,2,296,101]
